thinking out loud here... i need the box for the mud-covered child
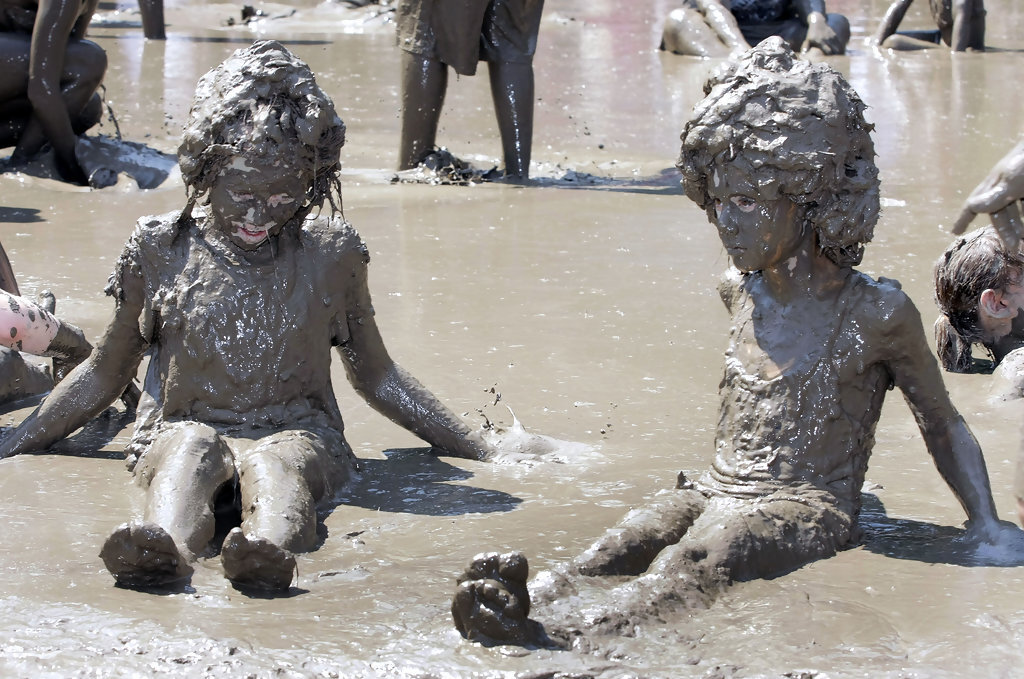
[450,38,1021,646]
[0,40,517,592]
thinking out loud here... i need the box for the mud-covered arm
[952,139,1024,251]
[70,0,99,37]
[334,248,493,461]
[870,0,913,45]
[883,290,1011,541]
[693,0,748,50]
[0,267,148,459]
[791,0,843,53]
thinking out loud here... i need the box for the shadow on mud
[336,447,522,517]
[860,492,1024,568]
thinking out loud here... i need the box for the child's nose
[716,205,739,234]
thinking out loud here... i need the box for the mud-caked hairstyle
[933,226,1024,373]
[677,37,880,267]
[177,40,346,221]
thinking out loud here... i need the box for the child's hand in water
[468,407,591,465]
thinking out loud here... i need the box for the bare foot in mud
[99,521,193,588]
[452,551,542,645]
[220,527,296,592]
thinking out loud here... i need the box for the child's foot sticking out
[220,527,296,591]
[99,521,193,588]
[451,551,546,645]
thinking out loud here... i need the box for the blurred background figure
[0,0,107,184]
[396,0,544,181]
[871,0,985,51]
[660,0,849,58]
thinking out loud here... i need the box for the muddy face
[708,163,805,273]
[206,165,308,250]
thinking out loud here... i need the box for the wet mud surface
[3,0,1024,676]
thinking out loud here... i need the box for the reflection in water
[1,1,1024,676]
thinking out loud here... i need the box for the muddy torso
[728,0,790,25]
[699,268,895,516]
[114,211,371,435]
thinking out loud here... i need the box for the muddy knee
[64,40,108,92]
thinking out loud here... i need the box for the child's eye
[731,196,757,213]
[228,190,255,202]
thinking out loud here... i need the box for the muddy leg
[101,423,235,587]
[584,498,851,632]
[398,52,447,170]
[570,487,706,577]
[659,7,735,58]
[224,429,342,591]
[0,346,53,406]
[139,0,166,40]
[487,60,534,180]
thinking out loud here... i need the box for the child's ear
[980,288,1015,319]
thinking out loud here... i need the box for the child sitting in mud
[450,38,1021,646]
[0,40,519,592]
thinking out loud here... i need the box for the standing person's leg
[487,59,533,180]
[481,0,544,180]
[138,0,166,40]
[398,51,448,170]
[223,427,353,590]
[101,422,236,587]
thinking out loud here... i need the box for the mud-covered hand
[802,12,844,54]
[471,409,585,465]
[952,139,1024,251]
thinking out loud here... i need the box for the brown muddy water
[2,1,1024,676]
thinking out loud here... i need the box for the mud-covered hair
[933,226,1024,373]
[677,38,880,267]
[177,40,345,222]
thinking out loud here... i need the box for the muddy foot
[452,551,541,645]
[220,527,296,591]
[99,521,193,588]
